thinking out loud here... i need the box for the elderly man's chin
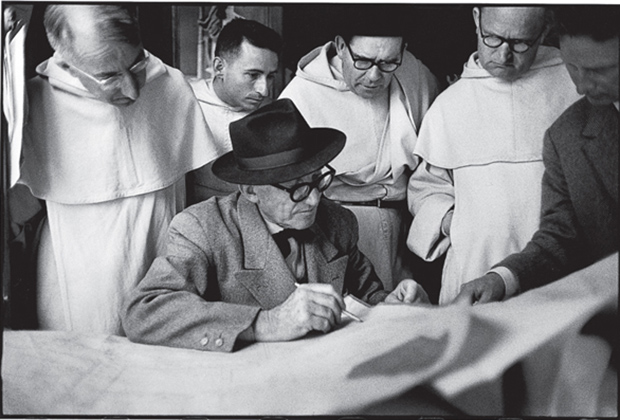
[490,67,524,82]
[289,208,318,230]
[355,85,386,99]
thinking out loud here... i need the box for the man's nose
[366,65,383,82]
[304,187,322,206]
[119,72,140,101]
[254,76,269,97]
[496,43,513,62]
[574,69,596,96]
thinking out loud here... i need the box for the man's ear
[472,7,481,34]
[213,56,225,78]
[54,55,76,75]
[334,35,346,60]
[239,184,259,203]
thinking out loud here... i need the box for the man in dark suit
[455,6,618,304]
[122,99,428,352]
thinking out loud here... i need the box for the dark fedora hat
[212,98,346,185]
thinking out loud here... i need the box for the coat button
[215,338,224,347]
[200,337,209,346]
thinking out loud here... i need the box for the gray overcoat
[122,193,388,352]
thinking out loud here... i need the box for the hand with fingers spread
[254,283,346,342]
[452,272,505,306]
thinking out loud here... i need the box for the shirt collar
[263,217,284,235]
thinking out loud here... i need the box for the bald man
[17,5,216,334]
[407,7,582,303]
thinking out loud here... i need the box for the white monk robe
[280,41,439,289]
[19,52,218,335]
[186,78,250,203]
[408,46,582,304]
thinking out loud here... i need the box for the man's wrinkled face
[473,7,545,81]
[69,38,146,106]
[249,170,324,231]
[335,35,403,99]
[215,40,278,112]
[560,35,619,106]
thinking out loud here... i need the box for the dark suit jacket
[500,98,618,292]
[122,193,388,352]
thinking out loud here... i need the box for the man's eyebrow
[352,51,400,63]
[93,51,144,78]
[245,67,270,73]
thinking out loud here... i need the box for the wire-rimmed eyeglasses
[272,165,336,202]
[68,51,150,90]
[478,14,544,53]
[344,41,403,73]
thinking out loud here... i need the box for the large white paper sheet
[2,254,616,416]
[2,303,470,415]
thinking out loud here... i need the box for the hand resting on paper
[453,272,505,305]
[253,283,345,342]
[384,279,430,304]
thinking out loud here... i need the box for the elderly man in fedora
[122,99,428,352]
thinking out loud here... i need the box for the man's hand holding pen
[253,283,347,342]
[253,280,430,342]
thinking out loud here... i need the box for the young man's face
[215,40,279,112]
[560,35,619,106]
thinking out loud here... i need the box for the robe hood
[294,42,350,92]
[19,51,218,204]
[414,46,582,169]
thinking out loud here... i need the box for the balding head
[473,6,548,81]
[43,5,146,106]
[44,5,141,60]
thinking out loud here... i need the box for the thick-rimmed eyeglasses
[478,14,544,53]
[345,41,403,73]
[272,165,336,202]
[69,51,150,90]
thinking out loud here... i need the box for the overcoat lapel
[305,226,348,293]
[234,198,350,308]
[235,198,296,309]
[581,104,619,205]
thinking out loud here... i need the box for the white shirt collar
[263,216,284,235]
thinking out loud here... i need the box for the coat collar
[581,102,618,205]
[235,196,347,309]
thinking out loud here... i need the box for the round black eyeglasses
[271,165,336,202]
[345,42,403,73]
[478,14,544,53]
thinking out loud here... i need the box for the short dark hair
[214,18,282,59]
[552,6,619,42]
[339,6,406,45]
[44,5,141,57]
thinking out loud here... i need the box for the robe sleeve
[406,160,454,261]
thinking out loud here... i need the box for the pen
[294,283,363,323]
